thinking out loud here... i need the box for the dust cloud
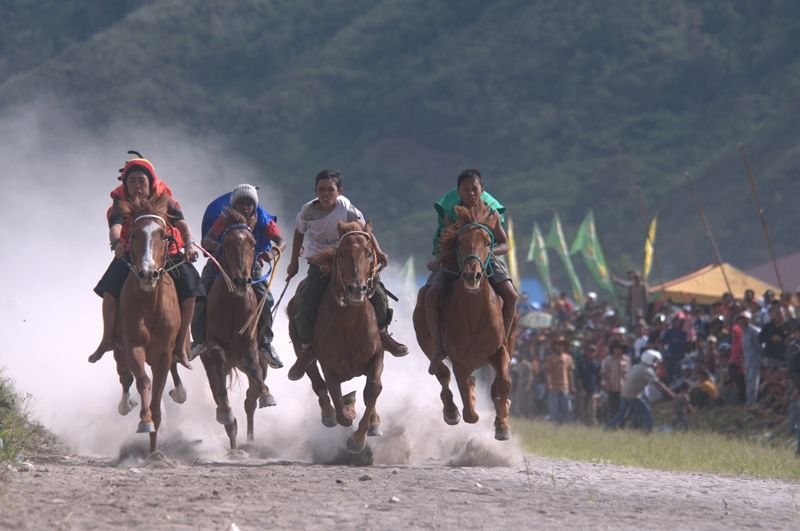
[0,103,521,467]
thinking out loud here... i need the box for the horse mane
[220,207,257,231]
[438,203,496,268]
[118,194,170,219]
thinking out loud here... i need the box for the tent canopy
[650,262,780,305]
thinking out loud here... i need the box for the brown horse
[287,220,384,453]
[413,204,512,440]
[115,195,182,452]
[201,208,273,449]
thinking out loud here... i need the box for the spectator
[728,313,746,403]
[672,382,694,430]
[690,369,720,408]
[759,302,787,369]
[511,353,534,417]
[544,335,575,423]
[632,321,649,365]
[601,342,630,421]
[614,270,649,326]
[662,314,689,384]
[576,344,602,426]
[739,310,763,408]
[607,349,675,432]
[758,289,776,326]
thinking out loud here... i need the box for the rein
[441,222,495,276]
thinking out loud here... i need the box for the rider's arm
[173,218,198,261]
[285,228,305,280]
[201,216,225,253]
[490,211,509,257]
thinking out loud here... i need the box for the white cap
[231,184,258,207]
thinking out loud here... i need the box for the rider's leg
[487,255,519,339]
[424,271,446,375]
[171,259,204,370]
[89,292,117,363]
[174,297,195,369]
[253,277,282,369]
[89,257,129,363]
[288,264,329,381]
[190,261,216,358]
[370,281,408,357]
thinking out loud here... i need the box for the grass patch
[514,416,799,481]
[0,370,54,466]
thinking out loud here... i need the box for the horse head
[312,220,379,306]
[219,208,257,296]
[447,204,497,293]
[119,195,172,293]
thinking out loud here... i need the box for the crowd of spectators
[509,283,800,438]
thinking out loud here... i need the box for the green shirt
[432,190,505,257]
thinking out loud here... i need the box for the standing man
[601,341,630,421]
[739,310,763,408]
[607,349,675,432]
[545,335,575,424]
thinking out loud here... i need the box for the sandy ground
[2,433,799,531]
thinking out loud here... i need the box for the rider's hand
[185,245,199,262]
[286,261,299,281]
[114,245,126,260]
[427,260,440,271]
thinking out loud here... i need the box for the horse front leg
[240,342,270,408]
[113,347,137,415]
[167,363,187,404]
[203,345,236,428]
[148,351,172,453]
[323,373,352,428]
[433,359,461,425]
[489,345,512,441]
[244,375,260,442]
[453,362,479,424]
[348,353,384,453]
[306,363,336,427]
[128,346,154,434]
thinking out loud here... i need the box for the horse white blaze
[139,221,160,273]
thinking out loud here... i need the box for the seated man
[191,184,286,369]
[423,169,519,374]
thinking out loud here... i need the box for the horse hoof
[463,410,479,424]
[216,408,236,426]
[118,398,137,416]
[136,421,155,433]
[495,427,511,441]
[443,410,461,426]
[258,393,277,408]
[168,386,187,404]
[346,435,366,454]
[321,404,337,427]
[367,425,382,437]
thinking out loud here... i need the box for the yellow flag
[643,215,657,281]
[506,212,521,288]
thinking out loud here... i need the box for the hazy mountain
[3,0,799,287]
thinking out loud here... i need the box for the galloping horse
[413,204,512,441]
[201,208,274,449]
[287,220,384,453]
[116,195,182,452]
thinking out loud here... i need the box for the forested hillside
[3,0,799,285]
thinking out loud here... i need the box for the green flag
[571,210,617,303]
[527,222,553,299]
[545,213,584,304]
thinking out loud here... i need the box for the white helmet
[641,349,662,367]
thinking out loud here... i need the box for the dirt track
[2,439,799,530]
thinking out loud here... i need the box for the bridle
[333,230,380,307]
[442,222,495,276]
[219,223,261,288]
[128,213,169,282]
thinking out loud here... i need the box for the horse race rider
[285,169,408,380]
[423,169,519,374]
[88,153,201,369]
[191,184,287,369]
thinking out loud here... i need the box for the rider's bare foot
[174,347,193,370]
[288,345,314,381]
[88,342,112,364]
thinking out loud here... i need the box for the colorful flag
[528,222,554,299]
[643,215,657,282]
[570,210,616,302]
[545,213,584,304]
[504,212,521,288]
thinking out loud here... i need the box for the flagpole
[633,185,666,291]
[738,143,784,292]
[685,172,733,295]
